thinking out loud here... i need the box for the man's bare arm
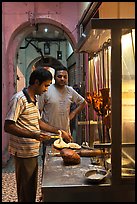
[69,100,87,120]
[4,120,40,140]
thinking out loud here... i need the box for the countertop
[41,146,135,202]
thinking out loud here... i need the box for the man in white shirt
[38,66,87,135]
[38,67,87,159]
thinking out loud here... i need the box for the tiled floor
[2,155,43,202]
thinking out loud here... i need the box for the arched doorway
[6,18,76,95]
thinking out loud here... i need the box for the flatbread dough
[68,142,81,149]
[54,139,81,150]
[53,130,81,150]
[53,138,70,149]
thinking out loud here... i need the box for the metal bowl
[84,169,109,183]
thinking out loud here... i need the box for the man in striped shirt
[4,68,72,202]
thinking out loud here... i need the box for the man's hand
[60,130,73,143]
[35,132,51,141]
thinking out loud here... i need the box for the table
[41,146,112,202]
[42,146,135,202]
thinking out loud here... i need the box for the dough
[54,139,81,150]
[68,142,81,149]
[53,130,81,150]
[53,138,69,149]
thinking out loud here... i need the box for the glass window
[121,29,135,177]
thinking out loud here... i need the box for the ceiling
[26,23,67,42]
[23,23,68,68]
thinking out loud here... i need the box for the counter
[42,146,135,202]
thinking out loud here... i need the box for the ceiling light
[57,51,62,60]
[44,28,48,32]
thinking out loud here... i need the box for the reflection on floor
[2,155,43,202]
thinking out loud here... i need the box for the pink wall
[2,2,88,165]
[2,2,87,50]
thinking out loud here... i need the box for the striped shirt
[5,88,41,158]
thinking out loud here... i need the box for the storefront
[41,18,135,202]
[76,18,135,199]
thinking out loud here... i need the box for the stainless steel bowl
[84,169,110,183]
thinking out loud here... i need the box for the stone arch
[6,18,76,99]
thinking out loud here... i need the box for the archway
[6,18,76,96]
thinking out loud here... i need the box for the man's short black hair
[54,66,68,76]
[29,68,52,85]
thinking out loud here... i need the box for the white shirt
[38,84,85,133]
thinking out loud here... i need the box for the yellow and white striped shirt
[5,88,41,158]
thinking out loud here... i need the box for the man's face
[36,80,52,95]
[55,70,68,86]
